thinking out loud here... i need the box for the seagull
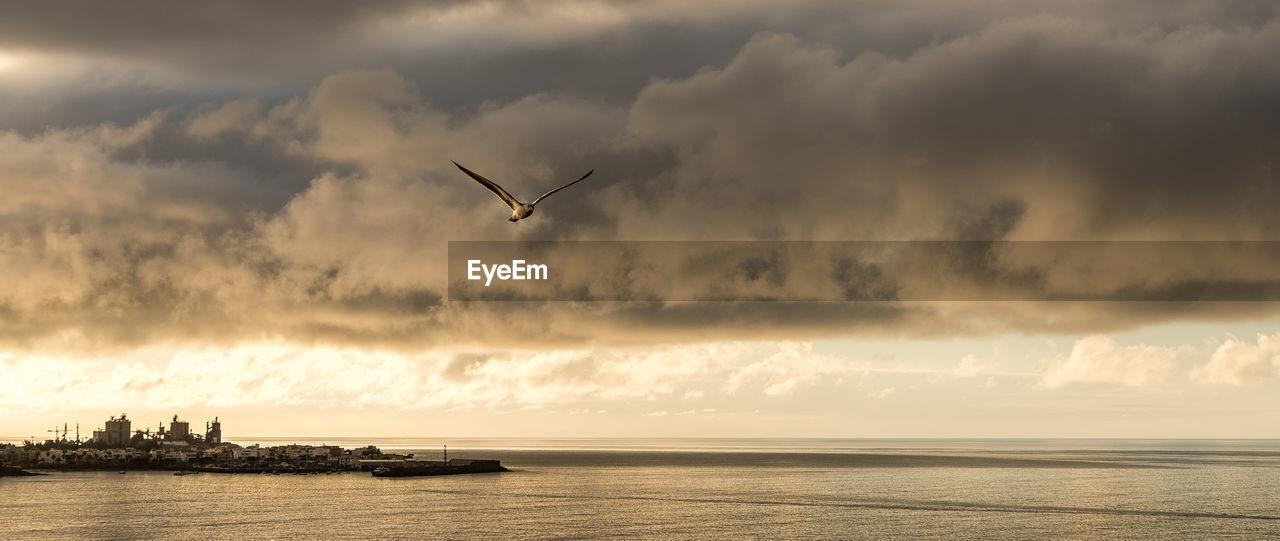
[452,161,594,222]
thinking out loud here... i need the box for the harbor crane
[46,423,71,442]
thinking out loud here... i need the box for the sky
[2,0,1280,440]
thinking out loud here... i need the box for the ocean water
[2,439,1278,539]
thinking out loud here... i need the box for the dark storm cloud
[0,1,429,66]
[3,1,1280,351]
[4,1,1277,130]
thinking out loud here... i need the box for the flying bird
[452,161,594,222]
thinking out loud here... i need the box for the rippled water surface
[2,439,1278,539]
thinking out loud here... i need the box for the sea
[1,438,1278,539]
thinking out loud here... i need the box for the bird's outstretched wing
[453,161,521,209]
[531,169,594,206]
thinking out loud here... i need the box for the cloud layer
[4,332,1275,421]
[3,1,1280,355]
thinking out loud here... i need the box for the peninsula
[2,413,507,477]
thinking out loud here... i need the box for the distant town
[0,413,505,477]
